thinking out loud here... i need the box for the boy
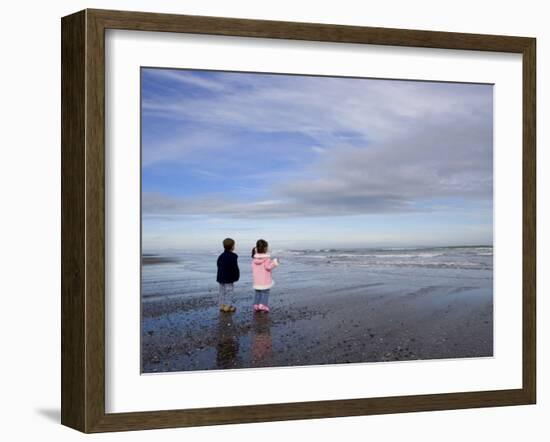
[216,238,240,313]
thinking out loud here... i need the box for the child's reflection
[251,314,272,366]
[216,313,239,369]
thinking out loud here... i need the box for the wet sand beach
[141,247,493,373]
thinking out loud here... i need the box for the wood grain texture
[60,8,537,433]
[90,389,530,433]
[61,10,86,432]
[522,38,536,404]
[84,10,107,432]
[89,8,532,52]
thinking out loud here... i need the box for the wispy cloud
[141,68,492,226]
[143,69,228,92]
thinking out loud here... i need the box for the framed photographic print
[61,9,536,433]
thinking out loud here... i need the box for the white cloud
[143,69,227,92]
[142,71,493,219]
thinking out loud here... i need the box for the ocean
[141,246,493,301]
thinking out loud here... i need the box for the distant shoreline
[142,254,181,265]
[141,245,493,256]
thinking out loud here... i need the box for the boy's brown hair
[223,238,235,251]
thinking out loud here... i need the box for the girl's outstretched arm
[264,258,279,271]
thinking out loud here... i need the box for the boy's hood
[252,253,270,264]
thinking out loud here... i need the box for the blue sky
[141,68,493,251]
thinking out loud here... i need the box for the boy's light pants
[218,283,235,306]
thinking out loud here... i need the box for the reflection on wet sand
[251,314,272,367]
[216,313,239,369]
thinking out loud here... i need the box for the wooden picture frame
[61,8,536,433]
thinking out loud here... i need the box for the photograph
[140,67,494,373]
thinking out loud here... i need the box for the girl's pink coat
[251,253,279,290]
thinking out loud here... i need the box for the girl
[251,239,279,313]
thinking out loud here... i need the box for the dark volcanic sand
[141,284,493,373]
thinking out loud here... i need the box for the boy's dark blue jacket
[216,250,240,284]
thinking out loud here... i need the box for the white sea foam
[141,246,493,299]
